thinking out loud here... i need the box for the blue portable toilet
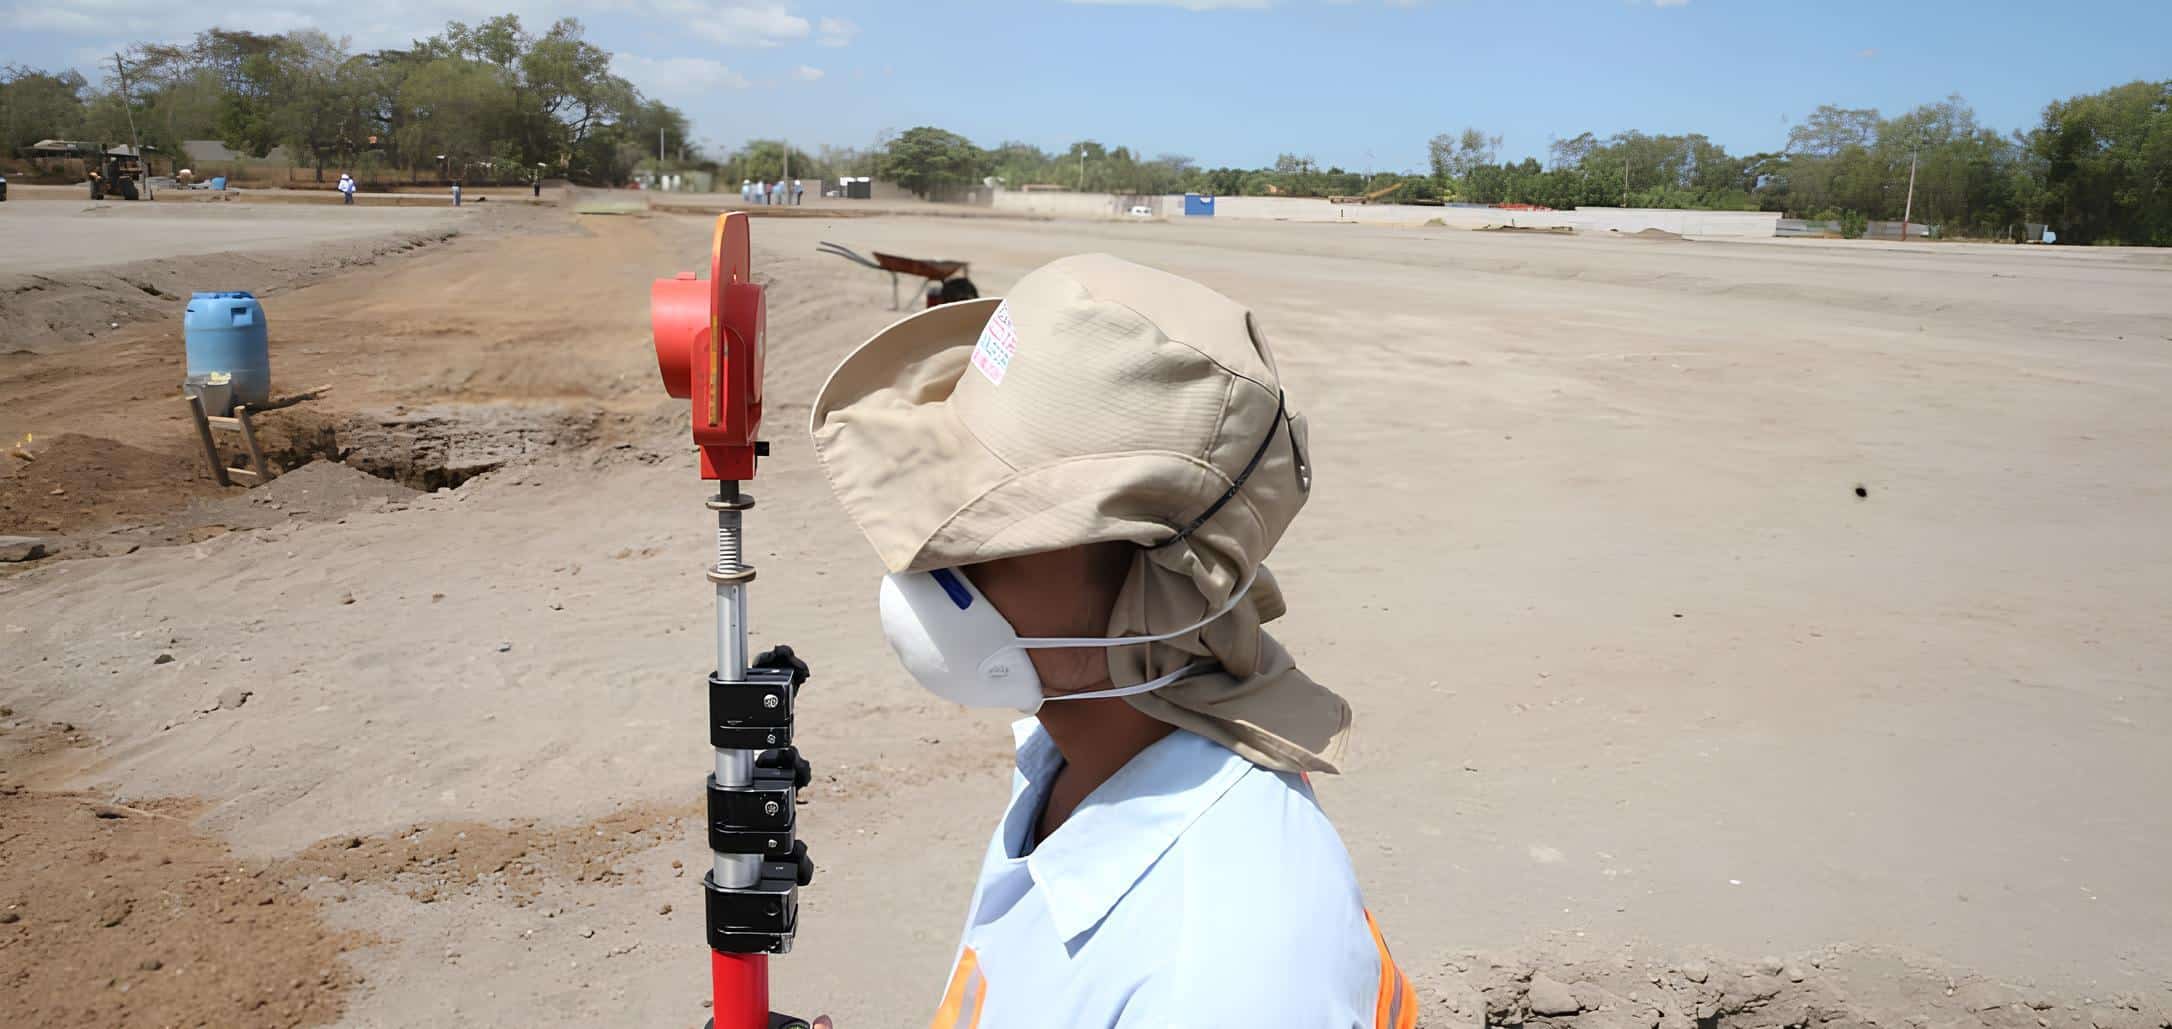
[184,292,272,408]
[1184,193,1216,217]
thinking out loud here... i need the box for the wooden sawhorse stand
[185,384,330,487]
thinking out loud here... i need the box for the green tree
[877,126,984,198]
[718,138,818,184]
[1787,106,1880,158]
[1,66,90,153]
[396,57,516,177]
[2029,80,2172,244]
[1427,127,1499,186]
[2,17,697,188]
[523,19,624,166]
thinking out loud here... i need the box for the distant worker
[793,178,804,205]
[742,178,753,204]
[776,180,789,207]
[532,175,541,199]
[338,172,356,205]
[452,181,462,207]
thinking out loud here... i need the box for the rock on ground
[0,536,49,562]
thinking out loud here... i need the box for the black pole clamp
[706,645,815,956]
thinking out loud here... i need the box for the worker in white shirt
[809,254,1415,1029]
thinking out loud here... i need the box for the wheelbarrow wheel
[937,277,980,305]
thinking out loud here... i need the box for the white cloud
[1856,47,1878,59]
[1652,0,1690,6]
[6,0,348,38]
[7,1,818,52]
[11,9,109,33]
[645,0,810,47]
[790,64,823,81]
[614,53,752,98]
[815,15,858,46]
[1067,0,1274,10]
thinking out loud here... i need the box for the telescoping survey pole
[650,212,815,1029]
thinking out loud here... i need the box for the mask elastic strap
[1012,567,1260,650]
[1040,661,1214,705]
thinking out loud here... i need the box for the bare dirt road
[2,200,2168,1028]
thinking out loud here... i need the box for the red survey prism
[652,212,766,480]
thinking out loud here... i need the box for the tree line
[0,15,687,185]
[868,81,2167,244]
[1423,87,2168,244]
[691,134,1209,200]
[6,30,2162,242]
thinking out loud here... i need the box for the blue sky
[5,0,2166,170]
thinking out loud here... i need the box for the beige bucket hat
[810,254,1350,773]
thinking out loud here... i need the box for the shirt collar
[1005,717,1253,944]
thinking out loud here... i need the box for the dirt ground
[1,195,2168,1028]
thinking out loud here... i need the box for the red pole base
[711,951,770,1029]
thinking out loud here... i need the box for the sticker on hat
[970,301,1018,386]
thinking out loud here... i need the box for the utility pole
[1900,146,1920,241]
[112,51,148,199]
[1622,159,1630,207]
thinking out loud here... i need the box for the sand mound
[1431,946,2168,1029]
[197,458,421,519]
[0,433,221,539]
[0,749,360,1028]
[1,450,422,562]
[0,229,459,354]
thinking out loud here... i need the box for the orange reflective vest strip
[929,946,987,1029]
[1365,910,1417,1029]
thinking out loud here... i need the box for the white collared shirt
[927,720,1416,1029]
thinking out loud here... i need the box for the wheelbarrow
[816,242,979,310]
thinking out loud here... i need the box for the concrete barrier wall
[1166,195,1439,225]
[1154,196,1779,237]
[990,189,1782,237]
[993,191,1140,218]
[1567,208,1783,237]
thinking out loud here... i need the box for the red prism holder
[651,212,767,481]
[652,213,813,1029]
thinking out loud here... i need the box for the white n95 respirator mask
[877,566,1256,713]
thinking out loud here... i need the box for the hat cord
[1157,390,1286,547]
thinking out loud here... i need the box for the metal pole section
[713,481,760,888]
[1901,148,1919,242]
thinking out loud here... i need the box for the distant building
[182,139,295,166]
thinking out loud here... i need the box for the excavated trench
[250,404,601,492]
[0,403,615,565]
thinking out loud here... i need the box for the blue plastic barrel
[183,292,271,406]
